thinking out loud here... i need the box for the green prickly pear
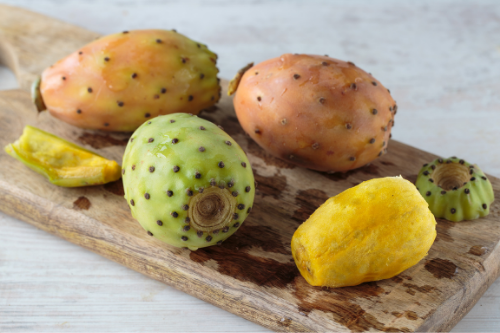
[122,113,255,250]
[33,30,220,132]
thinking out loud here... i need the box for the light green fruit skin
[122,113,255,250]
[416,157,494,222]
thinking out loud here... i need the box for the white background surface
[0,0,499,331]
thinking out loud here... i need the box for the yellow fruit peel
[4,126,121,187]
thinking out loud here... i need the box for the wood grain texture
[1,3,500,332]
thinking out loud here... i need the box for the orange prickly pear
[229,54,396,173]
[33,30,220,132]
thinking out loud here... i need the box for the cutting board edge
[416,239,500,331]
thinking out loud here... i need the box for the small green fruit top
[416,157,494,222]
[122,113,255,250]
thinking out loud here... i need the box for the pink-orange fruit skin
[39,29,220,132]
[232,54,396,172]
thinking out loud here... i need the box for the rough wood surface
[1,4,499,332]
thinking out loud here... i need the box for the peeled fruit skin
[37,29,220,132]
[4,126,121,187]
[291,177,436,288]
[122,113,255,250]
[231,54,396,172]
[416,157,495,222]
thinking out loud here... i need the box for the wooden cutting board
[1,4,499,332]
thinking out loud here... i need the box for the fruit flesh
[4,126,121,187]
[416,157,495,222]
[38,30,220,131]
[122,113,255,250]
[231,54,396,172]
[291,176,436,287]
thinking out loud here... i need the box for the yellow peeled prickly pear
[291,176,436,288]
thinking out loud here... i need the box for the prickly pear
[292,176,436,287]
[34,30,220,131]
[122,113,255,250]
[229,54,396,172]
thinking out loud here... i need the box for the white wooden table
[1,0,499,331]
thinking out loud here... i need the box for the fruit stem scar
[188,187,237,232]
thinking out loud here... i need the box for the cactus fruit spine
[122,113,255,250]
